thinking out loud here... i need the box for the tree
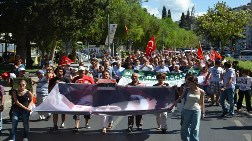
[162,6,167,19]
[168,9,172,19]
[0,0,101,67]
[196,2,251,48]
[179,12,186,28]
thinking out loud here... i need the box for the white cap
[9,73,16,79]
[18,67,25,72]
[78,66,86,71]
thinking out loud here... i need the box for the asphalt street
[1,94,252,141]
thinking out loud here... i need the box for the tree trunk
[49,33,57,61]
[16,30,27,66]
[26,38,33,68]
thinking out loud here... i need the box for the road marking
[243,134,251,141]
[111,116,124,129]
[234,120,243,127]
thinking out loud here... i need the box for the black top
[49,76,70,87]
[153,83,169,86]
[14,90,30,112]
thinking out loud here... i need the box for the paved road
[1,101,252,141]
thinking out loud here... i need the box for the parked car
[239,50,252,61]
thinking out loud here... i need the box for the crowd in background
[0,49,251,141]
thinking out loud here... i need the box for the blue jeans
[11,110,30,141]
[220,88,235,115]
[181,109,201,141]
[0,112,2,130]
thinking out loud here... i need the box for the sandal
[102,128,106,134]
[107,123,113,129]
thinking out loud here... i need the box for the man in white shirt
[155,60,170,73]
[133,59,142,71]
[140,57,153,71]
[113,61,125,82]
[204,60,223,106]
[220,61,236,117]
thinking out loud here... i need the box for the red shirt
[72,75,95,84]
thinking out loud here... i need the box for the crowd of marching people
[0,49,251,141]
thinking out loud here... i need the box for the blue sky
[142,0,251,21]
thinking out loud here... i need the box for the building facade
[233,2,252,49]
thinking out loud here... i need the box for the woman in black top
[11,80,33,141]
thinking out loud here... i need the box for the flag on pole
[197,44,204,60]
[145,36,156,57]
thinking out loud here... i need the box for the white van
[239,50,252,61]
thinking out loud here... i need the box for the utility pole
[107,0,111,56]
[162,30,165,53]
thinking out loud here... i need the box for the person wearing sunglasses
[10,80,33,141]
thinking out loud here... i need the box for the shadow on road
[211,126,252,130]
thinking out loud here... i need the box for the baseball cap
[37,70,45,75]
[18,67,26,72]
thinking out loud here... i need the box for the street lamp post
[162,30,165,53]
[107,0,111,56]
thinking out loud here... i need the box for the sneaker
[60,123,65,128]
[127,126,133,133]
[73,127,79,134]
[227,114,234,118]
[85,124,91,129]
[23,138,28,141]
[39,115,45,120]
[50,126,58,131]
[161,129,167,134]
[220,111,229,117]
[215,103,220,106]
[156,126,161,130]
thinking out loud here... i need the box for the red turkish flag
[197,46,204,60]
[213,50,222,60]
[145,36,156,57]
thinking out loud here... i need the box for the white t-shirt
[209,66,223,82]
[223,68,236,89]
[140,65,154,71]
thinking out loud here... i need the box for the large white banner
[34,83,175,115]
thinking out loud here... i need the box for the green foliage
[0,0,199,59]
[226,57,252,72]
[196,2,251,47]
[162,6,167,19]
